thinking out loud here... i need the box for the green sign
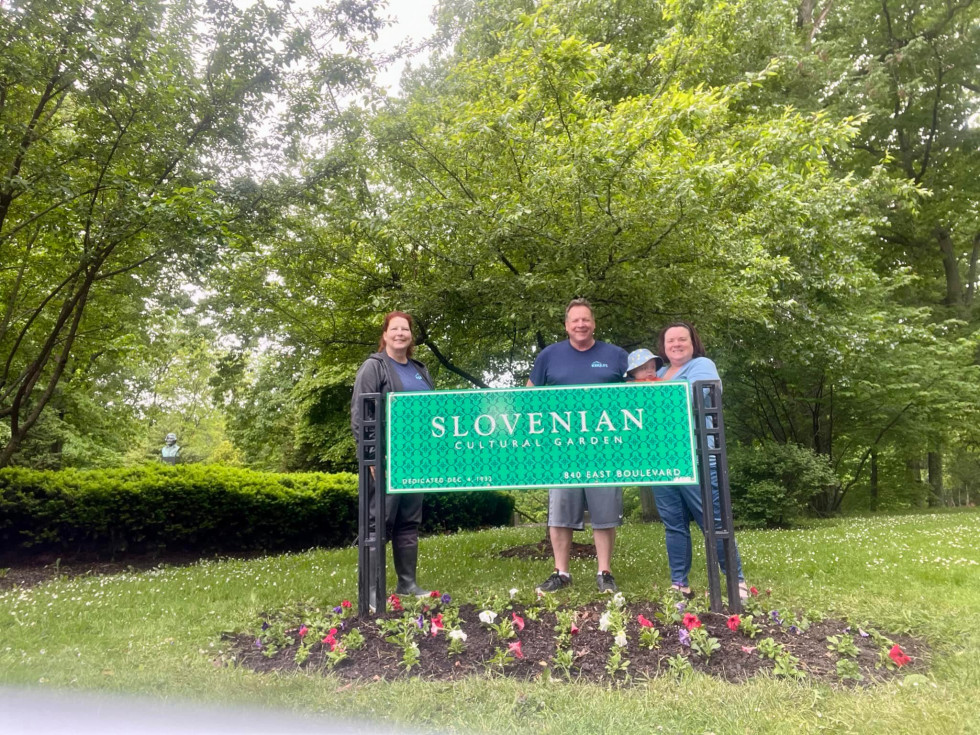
[386,382,697,493]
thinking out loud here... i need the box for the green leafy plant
[551,648,574,680]
[836,658,864,682]
[638,627,661,650]
[756,637,781,660]
[689,627,721,660]
[666,654,693,680]
[738,615,762,638]
[605,646,630,677]
[827,634,860,658]
[773,651,806,680]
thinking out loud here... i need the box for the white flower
[509,588,519,599]
[598,611,612,632]
[612,592,626,609]
[479,610,498,625]
[448,629,467,641]
[614,631,628,648]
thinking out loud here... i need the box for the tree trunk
[965,231,980,306]
[905,456,926,506]
[869,446,878,512]
[937,226,963,307]
[640,488,660,522]
[927,450,944,507]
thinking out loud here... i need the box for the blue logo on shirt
[591,361,609,368]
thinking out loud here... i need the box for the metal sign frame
[357,381,742,614]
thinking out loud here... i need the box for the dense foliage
[2,0,978,522]
[0,465,514,557]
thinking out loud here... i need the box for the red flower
[637,614,654,628]
[322,629,338,651]
[430,590,440,598]
[508,640,523,659]
[297,625,308,638]
[682,613,702,630]
[727,615,741,632]
[512,612,525,631]
[889,645,911,667]
[430,613,444,637]
[341,600,351,608]
[387,594,402,612]
[749,586,759,596]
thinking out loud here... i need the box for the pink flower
[749,586,759,596]
[431,613,444,637]
[570,624,579,635]
[889,645,911,667]
[341,600,351,608]
[682,613,702,630]
[321,628,338,651]
[512,612,525,631]
[727,615,741,632]
[637,614,654,628]
[298,625,309,638]
[508,640,523,659]
[740,645,756,654]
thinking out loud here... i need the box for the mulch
[228,600,925,686]
[497,539,598,560]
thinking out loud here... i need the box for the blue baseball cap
[626,348,663,375]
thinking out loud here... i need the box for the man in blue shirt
[527,298,628,594]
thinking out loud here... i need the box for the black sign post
[692,380,741,613]
[357,393,387,616]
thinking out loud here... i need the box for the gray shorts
[548,487,624,530]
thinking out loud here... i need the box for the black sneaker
[597,571,618,594]
[536,570,572,593]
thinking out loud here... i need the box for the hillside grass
[1,509,978,734]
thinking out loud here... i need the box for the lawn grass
[1,509,979,734]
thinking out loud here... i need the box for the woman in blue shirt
[351,311,434,599]
[656,321,748,598]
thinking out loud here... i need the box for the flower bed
[228,588,923,685]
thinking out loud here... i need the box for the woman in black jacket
[351,311,434,598]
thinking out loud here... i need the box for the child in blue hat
[626,348,664,382]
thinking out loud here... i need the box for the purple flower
[858,629,869,638]
[333,606,343,614]
[261,621,270,631]
[770,610,783,625]
[675,602,686,612]
[678,629,691,647]
[254,638,263,648]
[789,625,799,635]
[843,626,851,633]
[415,614,424,629]
[441,593,451,604]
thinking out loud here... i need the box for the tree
[0,0,385,467]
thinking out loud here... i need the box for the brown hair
[564,297,594,320]
[657,321,706,361]
[378,311,416,358]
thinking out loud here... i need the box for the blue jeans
[652,464,744,587]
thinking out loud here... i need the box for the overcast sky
[372,0,439,92]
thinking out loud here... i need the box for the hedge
[0,464,515,558]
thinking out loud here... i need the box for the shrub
[0,465,513,558]
[728,442,839,527]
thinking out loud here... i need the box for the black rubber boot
[392,543,428,597]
